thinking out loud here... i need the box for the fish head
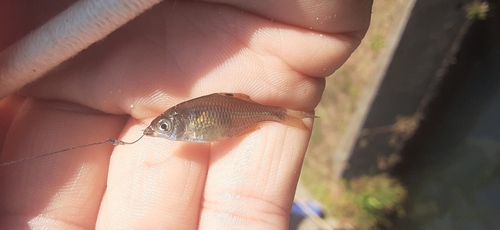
[143,111,186,141]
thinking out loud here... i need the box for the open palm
[0,0,372,229]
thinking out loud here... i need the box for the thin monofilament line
[0,140,109,166]
[108,134,144,146]
[0,134,144,167]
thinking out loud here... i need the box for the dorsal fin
[217,93,257,103]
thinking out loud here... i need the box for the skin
[0,0,372,229]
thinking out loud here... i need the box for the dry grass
[300,0,412,228]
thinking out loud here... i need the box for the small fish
[0,93,316,166]
[143,93,316,142]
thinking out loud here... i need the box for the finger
[96,124,209,229]
[0,98,127,229]
[205,0,373,34]
[0,94,25,150]
[200,124,312,229]
[20,1,367,116]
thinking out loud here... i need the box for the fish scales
[143,93,314,142]
[181,95,286,140]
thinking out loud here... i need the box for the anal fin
[235,123,262,138]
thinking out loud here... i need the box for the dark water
[393,15,500,230]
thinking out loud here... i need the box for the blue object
[291,201,324,217]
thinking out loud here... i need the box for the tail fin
[282,109,318,131]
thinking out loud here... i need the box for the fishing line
[108,134,144,145]
[0,134,145,167]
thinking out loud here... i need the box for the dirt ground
[300,0,413,219]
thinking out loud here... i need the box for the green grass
[332,174,407,230]
[466,1,489,21]
[300,173,407,230]
[370,33,385,52]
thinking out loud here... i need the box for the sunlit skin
[0,0,372,229]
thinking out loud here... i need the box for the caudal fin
[282,109,318,131]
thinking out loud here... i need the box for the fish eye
[157,119,171,132]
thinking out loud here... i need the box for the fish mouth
[143,126,155,136]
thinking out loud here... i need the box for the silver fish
[143,93,316,142]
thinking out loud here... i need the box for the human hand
[0,0,372,229]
